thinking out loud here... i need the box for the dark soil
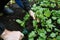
[0,4,33,40]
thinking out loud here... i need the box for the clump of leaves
[28,0,60,39]
[16,0,60,40]
[16,13,30,28]
[16,13,30,34]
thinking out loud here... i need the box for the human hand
[29,10,35,19]
[1,29,24,40]
[29,10,39,22]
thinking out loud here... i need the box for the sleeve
[15,0,31,12]
[0,23,5,35]
[15,0,24,9]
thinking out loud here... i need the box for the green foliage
[16,0,60,40]
[37,37,46,40]
[28,0,60,40]
[56,36,60,40]
[57,18,60,24]
[28,31,36,40]
[29,31,36,38]
[37,29,46,38]
[16,19,25,27]
[52,17,57,20]
[16,13,30,28]
[44,9,51,17]
[40,1,50,7]
[50,32,56,38]
[23,13,30,21]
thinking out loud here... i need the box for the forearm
[15,0,31,12]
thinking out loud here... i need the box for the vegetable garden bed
[16,0,60,40]
[0,0,60,40]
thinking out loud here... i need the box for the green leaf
[39,14,44,19]
[50,3,56,8]
[50,32,56,38]
[51,10,57,17]
[52,38,57,40]
[37,29,46,38]
[56,36,60,40]
[40,1,50,7]
[47,38,52,40]
[56,10,60,17]
[35,8,43,14]
[40,2,45,6]
[54,28,60,32]
[29,31,36,38]
[49,24,55,28]
[52,17,57,20]
[21,22,25,27]
[50,0,56,2]
[57,18,60,24]
[33,20,37,27]
[23,13,30,21]
[46,24,55,29]
[16,19,23,24]
[16,19,25,27]
[41,21,46,26]
[46,28,51,32]
[44,9,51,17]
[58,0,60,1]
[58,2,60,8]
[37,29,46,34]
[29,38,34,40]
[46,19,52,24]
[39,33,46,38]
[31,4,40,11]
[37,37,46,40]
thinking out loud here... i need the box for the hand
[29,10,39,22]
[1,29,24,40]
[29,10,35,19]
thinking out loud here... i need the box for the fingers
[1,30,24,40]
[29,10,35,19]
[11,31,24,40]
[18,31,24,40]
[29,10,40,22]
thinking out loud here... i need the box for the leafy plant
[57,18,60,24]
[50,32,56,38]
[44,9,51,17]
[28,0,60,39]
[16,0,60,40]
[16,13,30,28]
[16,19,25,27]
